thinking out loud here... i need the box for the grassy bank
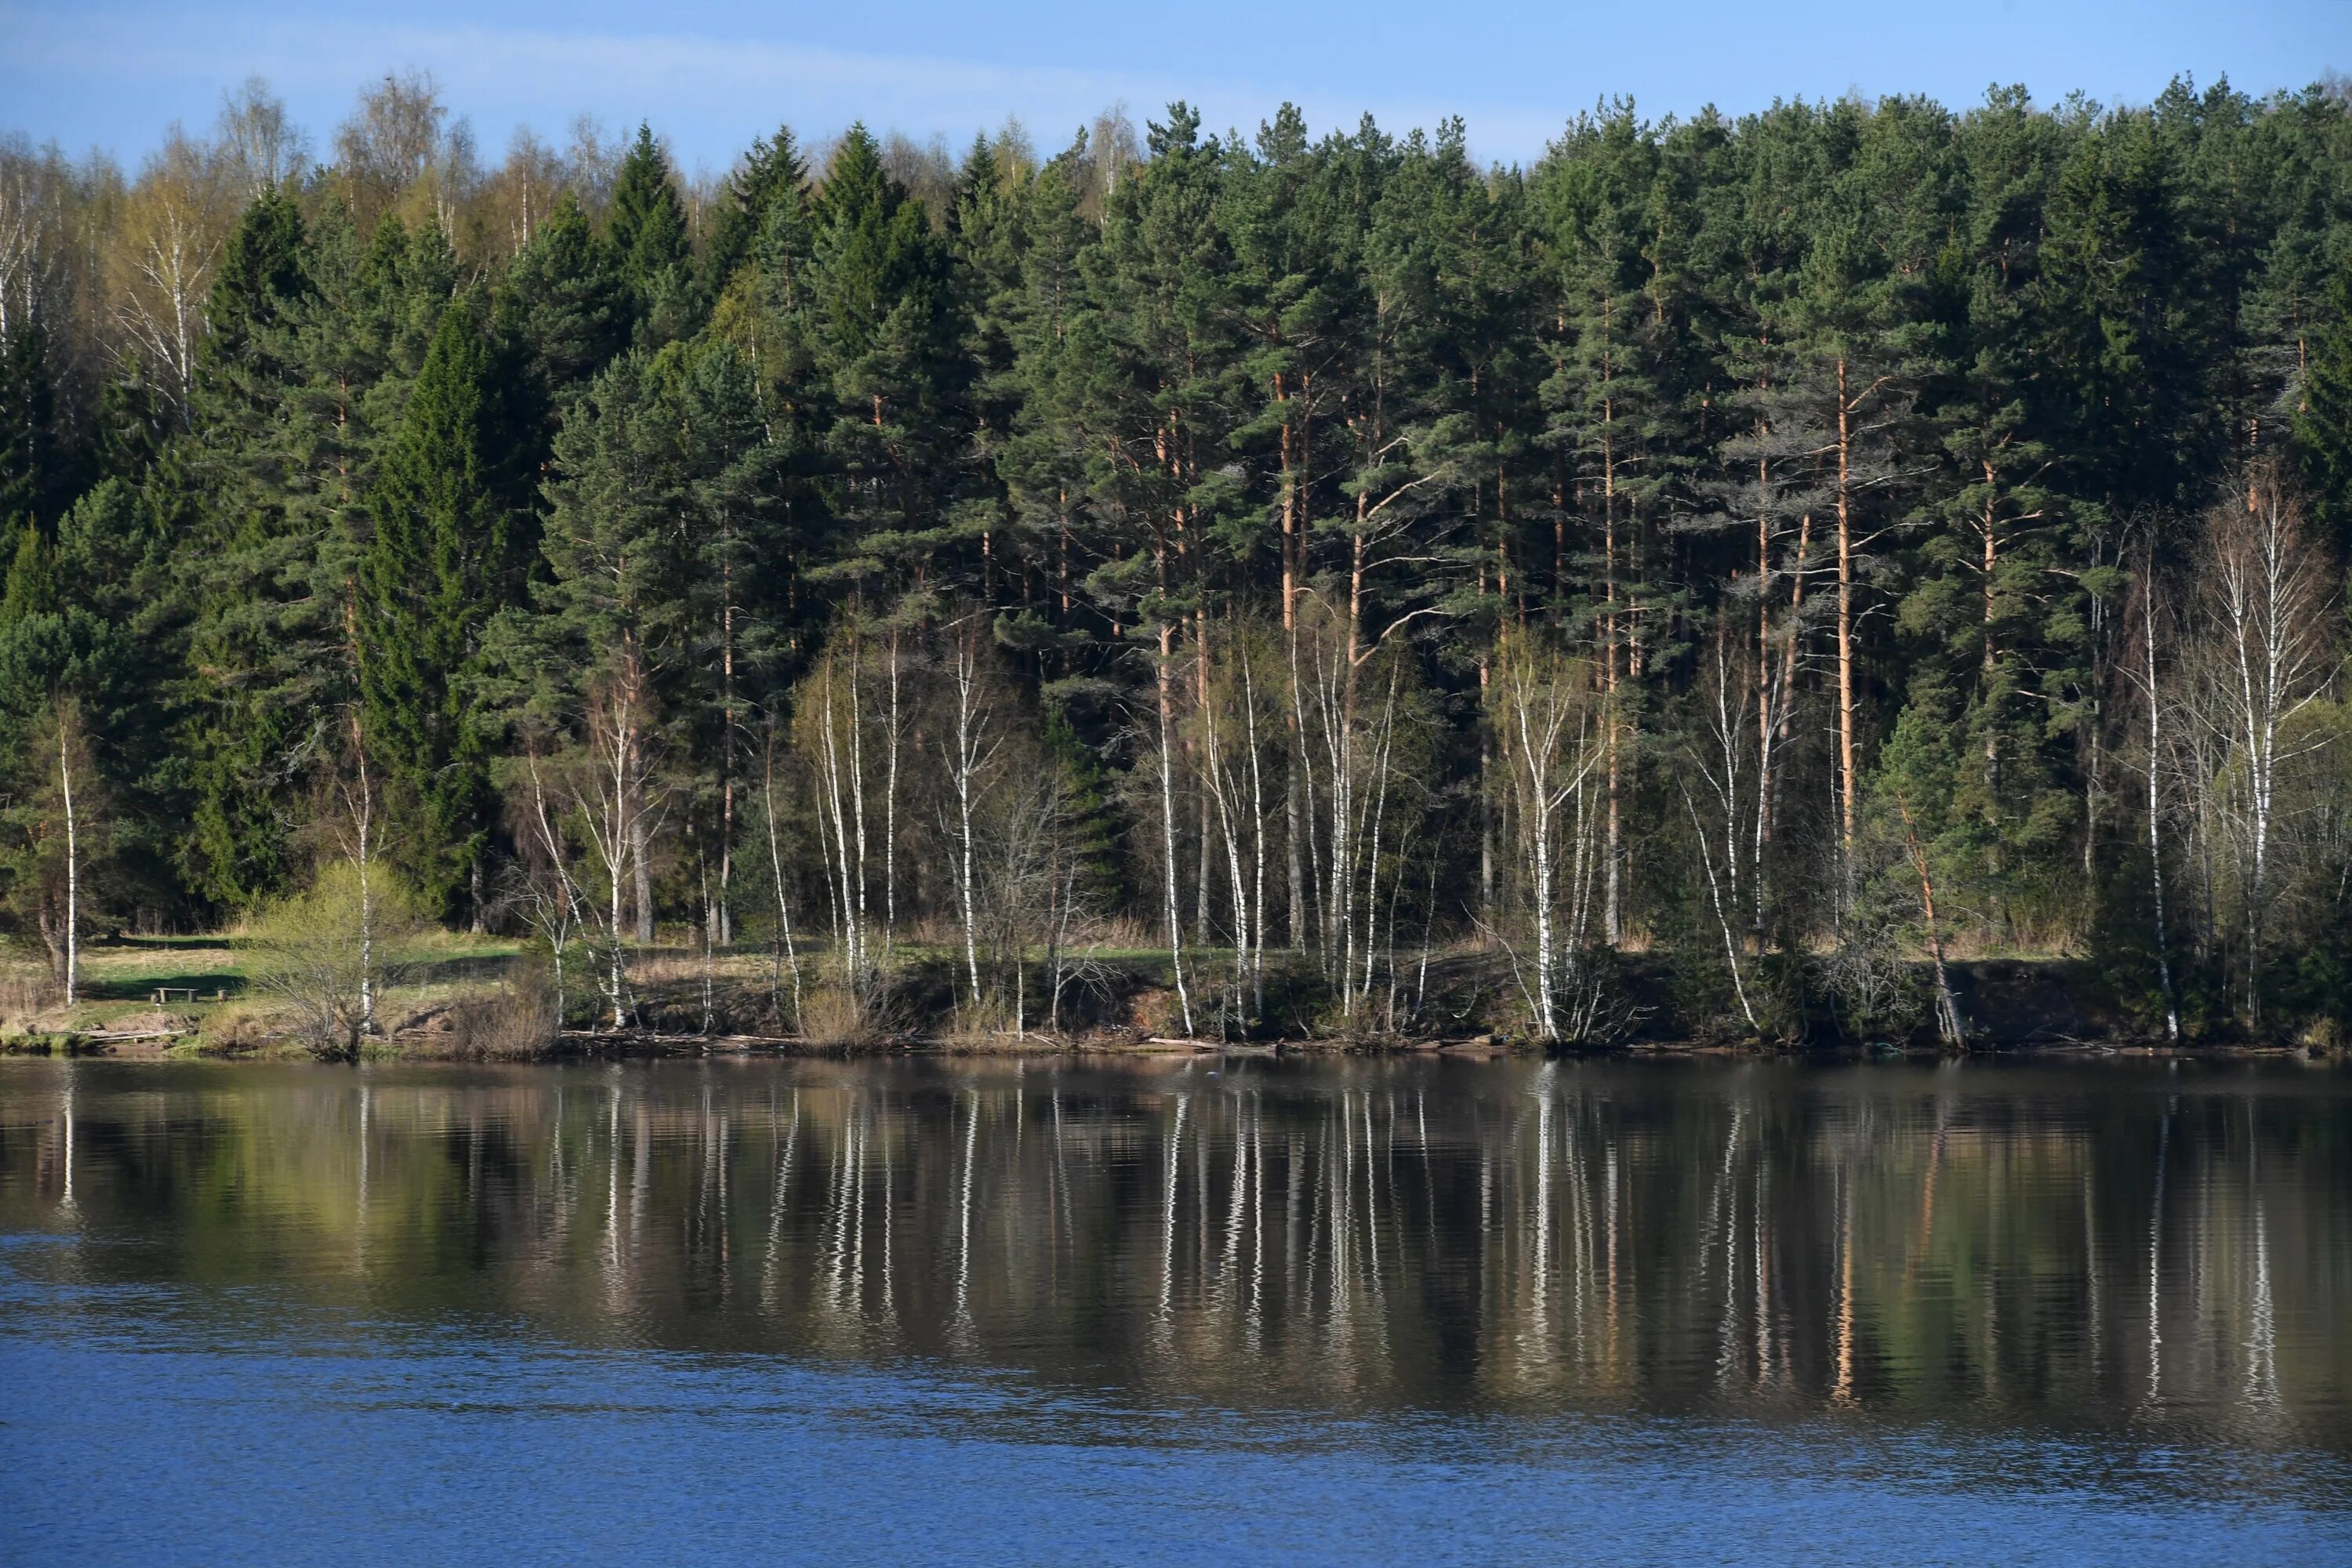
[4,931,2341,1062]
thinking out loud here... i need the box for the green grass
[71,931,526,998]
[0,932,528,1044]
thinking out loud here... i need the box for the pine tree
[993,143,1101,657]
[0,523,56,621]
[811,124,967,591]
[1779,151,1936,889]
[676,336,803,946]
[1538,110,1683,942]
[3,82,2350,1017]
[947,132,1031,597]
[501,192,629,461]
[1893,96,2082,934]
[525,345,704,946]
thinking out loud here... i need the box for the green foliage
[358,289,522,918]
[704,125,810,296]
[2295,265,2352,554]
[242,858,425,1059]
[0,319,58,532]
[11,83,2351,1044]
[501,192,629,443]
[602,124,691,319]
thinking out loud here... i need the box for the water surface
[3,1054,2348,1564]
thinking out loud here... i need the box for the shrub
[242,862,425,1059]
[797,981,885,1048]
[446,981,557,1058]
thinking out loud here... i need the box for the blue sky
[2,0,2343,176]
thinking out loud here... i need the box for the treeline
[2,72,2350,1043]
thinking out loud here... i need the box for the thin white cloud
[1,2,1574,165]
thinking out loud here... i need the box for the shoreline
[5,1029,2339,1065]
[9,941,2343,1065]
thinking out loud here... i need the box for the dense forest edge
[2,71,2350,1059]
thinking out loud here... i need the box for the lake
[2,1054,2348,1565]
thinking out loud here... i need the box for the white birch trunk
[58,727,76,1008]
[1156,632,1194,1036]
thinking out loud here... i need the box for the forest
[1,71,2349,1047]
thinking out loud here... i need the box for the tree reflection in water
[4,1054,2348,1463]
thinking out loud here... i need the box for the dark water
[2,1054,2348,1565]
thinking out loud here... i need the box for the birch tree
[2122,539,2182,1041]
[56,710,78,1007]
[1488,630,1607,1042]
[2190,481,2337,1030]
[938,617,1004,1011]
[1190,617,1283,1021]
[111,131,228,421]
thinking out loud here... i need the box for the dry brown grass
[0,964,59,1030]
[104,1008,198,1035]
[386,982,555,1058]
[446,984,557,1058]
[1087,914,1160,953]
[1126,985,1176,1035]
[797,982,886,1047]
[937,996,1023,1050]
[622,949,710,988]
[194,1004,280,1055]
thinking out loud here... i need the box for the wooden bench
[151,987,225,1004]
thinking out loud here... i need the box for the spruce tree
[2035,113,2216,522]
[358,290,517,920]
[0,523,56,622]
[180,190,319,906]
[0,320,56,535]
[602,125,691,305]
[2293,265,2352,553]
[704,126,809,296]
